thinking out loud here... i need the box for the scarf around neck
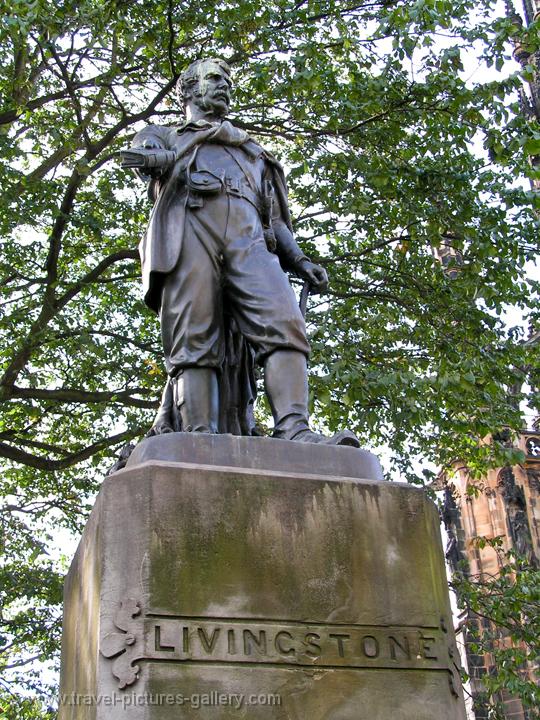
[172,119,251,160]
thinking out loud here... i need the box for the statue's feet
[291,428,360,448]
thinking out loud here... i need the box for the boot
[147,378,175,436]
[264,350,360,447]
[173,367,219,433]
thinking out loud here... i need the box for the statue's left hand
[296,259,329,293]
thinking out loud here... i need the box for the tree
[452,541,540,719]
[0,0,539,714]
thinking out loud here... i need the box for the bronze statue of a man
[123,58,358,446]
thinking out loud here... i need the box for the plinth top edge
[124,433,385,482]
[114,458,391,486]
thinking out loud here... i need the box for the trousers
[160,191,310,375]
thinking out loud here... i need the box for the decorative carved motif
[527,468,540,492]
[100,598,142,688]
[445,529,462,572]
[497,466,535,563]
[497,466,521,504]
[525,435,540,458]
[440,485,466,573]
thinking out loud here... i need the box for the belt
[223,176,261,211]
[184,173,262,213]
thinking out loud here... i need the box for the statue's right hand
[119,147,177,170]
[118,136,163,168]
[119,148,149,168]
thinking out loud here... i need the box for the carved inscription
[101,606,457,688]
[143,615,448,671]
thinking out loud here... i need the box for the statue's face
[192,61,232,117]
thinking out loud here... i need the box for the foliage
[0,0,539,712]
[0,694,55,720]
[452,543,540,719]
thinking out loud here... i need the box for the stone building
[435,3,540,716]
[440,428,540,719]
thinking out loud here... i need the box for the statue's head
[177,58,232,118]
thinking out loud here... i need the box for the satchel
[187,169,223,194]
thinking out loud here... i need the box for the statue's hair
[176,58,231,109]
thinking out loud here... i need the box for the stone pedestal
[58,434,466,719]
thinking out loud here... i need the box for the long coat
[130,119,308,436]
[131,119,303,313]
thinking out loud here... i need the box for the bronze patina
[122,58,358,446]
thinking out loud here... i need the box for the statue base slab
[58,434,466,719]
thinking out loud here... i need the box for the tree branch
[51,329,159,353]
[9,385,158,408]
[0,243,138,393]
[166,0,177,78]
[0,428,145,471]
[56,248,139,308]
[0,65,144,126]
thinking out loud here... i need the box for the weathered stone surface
[59,436,466,719]
[125,433,384,481]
